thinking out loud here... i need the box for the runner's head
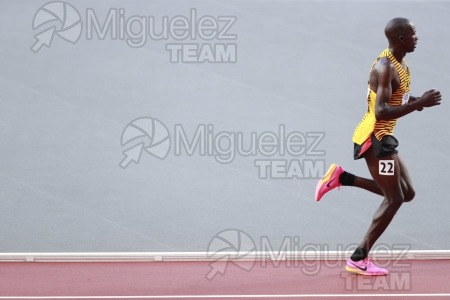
[385,18,418,53]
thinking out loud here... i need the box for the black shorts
[354,133,399,160]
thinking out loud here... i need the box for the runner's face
[402,23,418,52]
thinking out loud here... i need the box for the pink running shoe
[314,164,344,201]
[346,257,389,276]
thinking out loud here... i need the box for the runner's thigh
[364,147,403,202]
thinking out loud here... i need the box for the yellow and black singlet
[352,48,411,144]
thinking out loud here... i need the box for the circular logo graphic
[206,229,256,280]
[31,1,82,52]
[120,117,171,168]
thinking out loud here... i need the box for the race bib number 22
[379,160,394,175]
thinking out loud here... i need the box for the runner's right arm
[373,58,441,120]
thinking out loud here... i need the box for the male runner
[314,18,442,275]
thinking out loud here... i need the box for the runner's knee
[386,192,404,207]
[403,188,415,202]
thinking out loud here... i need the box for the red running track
[0,260,449,299]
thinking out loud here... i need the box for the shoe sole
[315,164,338,201]
[345,265,389,276]
[322,164,338,182]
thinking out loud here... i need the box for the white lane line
[0,294,450,299]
